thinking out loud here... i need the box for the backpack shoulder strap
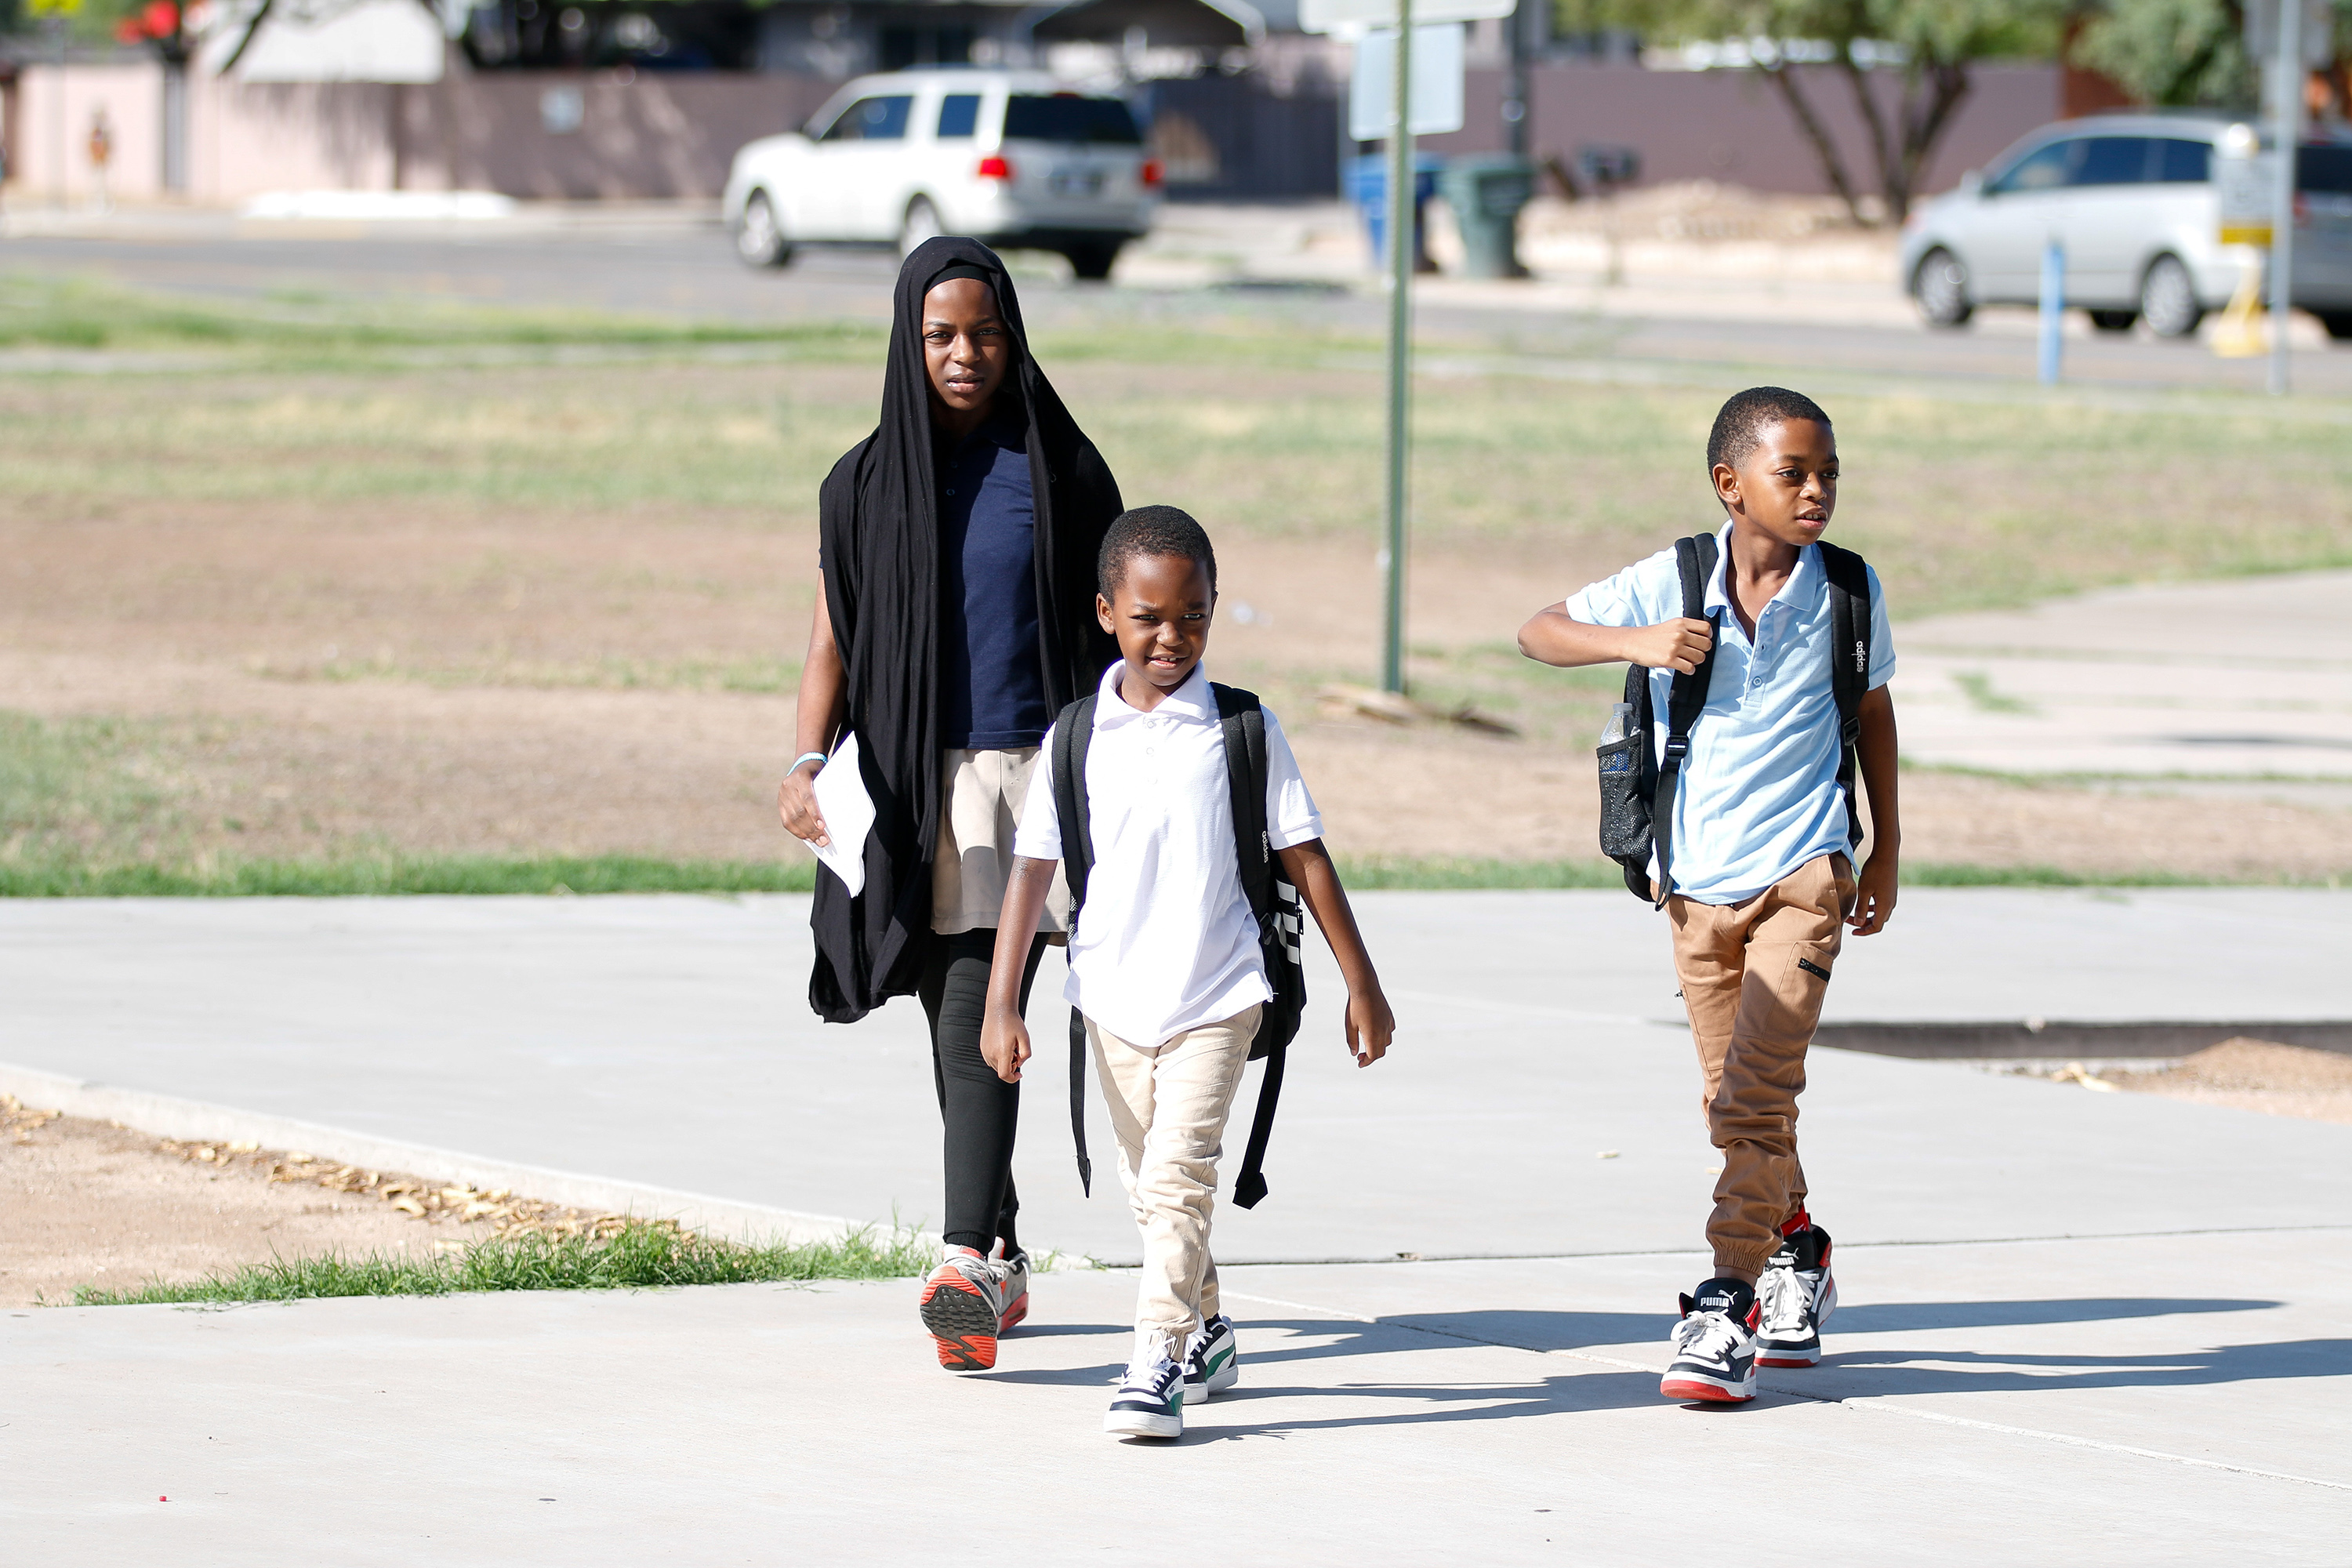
[1211,683,1272,918]
[1814,540,1871,848]
[1049,692,1098,1197]
[1050,694,1099,917]
[1650,533,1721,906]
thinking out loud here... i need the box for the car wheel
[1064,241,1121,281]
[2317,310,2352,343]
[1912,247,1973,328]
[899,198,942,260]
[2140,255,2202,339]
[2088,309,2138,333]
[735,192,792,269]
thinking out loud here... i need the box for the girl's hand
[1344,985,1395,1067]
[777,761,830,848]
[980,1011,1032,1083]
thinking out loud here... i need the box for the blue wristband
[791,751,830,774]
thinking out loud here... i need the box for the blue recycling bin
[1348,154,1446,274]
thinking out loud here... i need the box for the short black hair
[1098,505,1218,597]
[1708,387,1832,475]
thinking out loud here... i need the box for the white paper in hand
[810,733,875,898]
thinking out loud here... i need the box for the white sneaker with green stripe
[1183,1314,1240,1401]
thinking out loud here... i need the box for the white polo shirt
[1563,521,1896,905]
[1014,662,1323,1049]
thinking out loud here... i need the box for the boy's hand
[1848,851,1898,936]
[1622,618,1715,674]
[979,1009,1032,1083]
[1344,985,1396,1068]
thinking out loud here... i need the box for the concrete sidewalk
[5,1232,2345,1564]
[3,891,2347,1265]
[4,891,2347,1561]
[1894,569,2352,785]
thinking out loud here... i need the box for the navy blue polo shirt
[938,414,1051,751]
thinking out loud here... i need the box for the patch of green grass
[0,711,180,866]
[0,272,883,360]
[70,1220,934,1306]
[1950,670,2038,716]
[0,853,817,897]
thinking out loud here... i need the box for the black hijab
[809,237,1123,1023]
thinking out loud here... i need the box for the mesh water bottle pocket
[1595,732,1650,859]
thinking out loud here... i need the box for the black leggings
[918,928,1048,1256]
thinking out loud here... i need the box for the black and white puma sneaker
[1661,1278,1760,1403]
[1105,1343,1185,1439]
[1757,1218,1837,1368]
[1183,1314,1240,1402]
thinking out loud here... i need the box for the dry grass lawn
[5,293,2350,882]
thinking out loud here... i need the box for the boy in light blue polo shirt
[1519,387,1900,1404]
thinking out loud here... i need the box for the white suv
[1900,113,2352,340]
[722,69,1161,279]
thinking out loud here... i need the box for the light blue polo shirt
[1563,522,1896,905]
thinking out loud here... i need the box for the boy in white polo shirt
[979,505,1395,1440]
[1519,387,1900,1405]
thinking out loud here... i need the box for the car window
[2073,137,2151,187]
[818,96,913,143]
[1001,94,1142,146]
[2301,145,2352,194]
[1987,140,2078,195]
[938,93,981,139]
[2151,138,2212,183]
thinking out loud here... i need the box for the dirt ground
[0,1094,659,1307]
[2100,1039,2352,1125]
[0,1098,433,1306]
[5,498,2348,878]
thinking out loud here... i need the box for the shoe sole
[1182,1360,1240,1402]
[1660,1374,1756,1403]
[999,1289,1029,1333]
[919,1274,1000,1371]
[1104,1410,1182,1439]
[1757,1346,1821,1368]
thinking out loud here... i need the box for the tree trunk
[1759,63,1868,227]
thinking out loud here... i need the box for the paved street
[9,202,2352,395]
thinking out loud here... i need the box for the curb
[0,1061,855,1247]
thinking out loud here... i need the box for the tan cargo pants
[1086,1004,1263,1353]
[1666,853,1854,1282]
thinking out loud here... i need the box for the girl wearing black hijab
[779,238,1123,1371]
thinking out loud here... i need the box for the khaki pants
[1666,854,1854,1281]
[931,747,1067,936]
[1087,1004,1263,1351]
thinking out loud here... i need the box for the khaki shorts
[932,746,1069,936]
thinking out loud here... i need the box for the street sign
[1349,24,1465,140]
[2217,144,2274,247]
[1301,0,1512,32]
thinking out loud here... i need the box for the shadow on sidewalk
[1817,1338,2351,1396]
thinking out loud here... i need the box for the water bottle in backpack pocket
[1595,700,1650,861]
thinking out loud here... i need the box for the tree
[1564,0,2064,224]
[2069,0,2349,107]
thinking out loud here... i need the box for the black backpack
[1596,534,1874,906]
[1051,682,1306,1210]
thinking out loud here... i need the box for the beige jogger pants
[1086,1004,1264,1350]
[1667,853,1854,1281]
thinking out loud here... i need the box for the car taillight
[1141,158,1163,190]
[977,155,1012,180]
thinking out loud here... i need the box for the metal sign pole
[1381,0,1414,695]
[2267,0,2303,397]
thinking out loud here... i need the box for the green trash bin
[1438,154,1537,279]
